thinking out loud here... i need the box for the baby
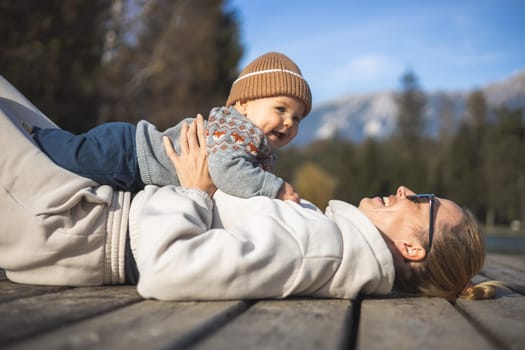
[29,52,312,201]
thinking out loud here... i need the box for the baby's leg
[32,123,144,192]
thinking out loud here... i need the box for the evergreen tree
[446,90,489,221]
[448,122,482,217]
[466,90,488,132]
[467,90,489,221]
[436,93,457,147]
[329,141,357,203]
[0,0,111,132]
[395,69,426,143]
[433,93,457,196]
[485,108,525,224]
[392,69,429,191]
[354,138,391,200]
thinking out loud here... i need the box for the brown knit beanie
[226,52,312,116]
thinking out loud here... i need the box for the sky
[226,0,525,106]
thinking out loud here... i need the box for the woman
[0,75,495,301]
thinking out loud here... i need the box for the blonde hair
[395,208,498,301]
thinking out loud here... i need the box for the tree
[101,0,243,129]
[1,0,243,132]
[433,93,457,196]
[274,146,307,184]
[0,0,111,132]
[436,93,457,146]
[485,108,525,224]
[466,90,488,132]
[395,69,426,143]
[446,90,489,222]
[466,90,489,221]
[391,69,429,191]
[293,162,337,209]
[352,138,391,200]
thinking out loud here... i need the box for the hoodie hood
[313,200,395,298]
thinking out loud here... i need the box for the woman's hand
[163,114,216,197]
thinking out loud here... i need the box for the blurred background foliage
[1,0,524,227]
[1,0,242,131]
[277,72,525,227]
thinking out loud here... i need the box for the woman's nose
[396,186,416,198]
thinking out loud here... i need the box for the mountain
[291,69,525,146]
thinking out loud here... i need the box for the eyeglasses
[406,194,436,251]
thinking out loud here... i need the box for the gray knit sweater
[135,107,284,198]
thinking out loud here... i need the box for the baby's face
[238,96,305,148]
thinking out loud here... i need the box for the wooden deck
[0,253,523,350]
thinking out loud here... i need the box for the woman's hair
[394,208,498,301]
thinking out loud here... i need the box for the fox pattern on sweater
[207,107,273,171]
[205,107,283,198]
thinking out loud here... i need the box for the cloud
[327,54,400,92]
[336,54,388,81]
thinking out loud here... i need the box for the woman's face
[358,186,464,246]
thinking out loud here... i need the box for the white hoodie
[130,186,395,301]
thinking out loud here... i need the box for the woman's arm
[162,114,216,197]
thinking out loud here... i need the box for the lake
[486,235,525,255]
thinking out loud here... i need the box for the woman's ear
[394,240,426,262]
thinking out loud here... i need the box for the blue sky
[227,0,525,105]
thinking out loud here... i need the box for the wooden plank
[0,254,521,350]
[481,254,525,295]
[0,286,142,347]
[194,298,352,350]
[0,280,70,303]
[6,300,250,350]
[456,292,525,350]
[357,297,494,350]
[485,254,525,273]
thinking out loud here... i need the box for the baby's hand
[277,182,300,203]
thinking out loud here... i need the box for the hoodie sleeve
[130,186,341,301]
[131,186,300,300]
[206,108,284,198]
